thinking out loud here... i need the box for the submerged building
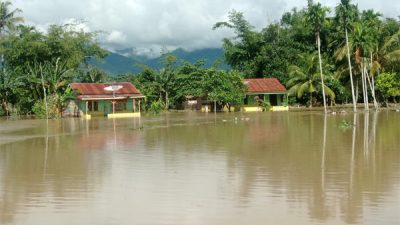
[243,78,288,111]
[69,82,145,118]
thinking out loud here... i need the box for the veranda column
[112,101,115,114]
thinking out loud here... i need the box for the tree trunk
[364,65,369,110]
[361,60,369,111]
[355,78,359,104]
[345,28,357,112]
[360,61,367,111]
[368,53,379,109]
[365,64,378,110]
[40,64,49,121]
[165,91,169,110]
[317,33,327,113]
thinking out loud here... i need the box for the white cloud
[12,0,400,57]
[106,30,127,44]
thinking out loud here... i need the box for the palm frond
[288,84,300,97]
[323,85,336,99]
[369,60,381,76]
[334,44,348,61]
[382,30,400,52]
[385,49,400,62]
[298,82,310,98]
[334,65,349,79]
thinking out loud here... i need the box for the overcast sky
[12,0,400,57]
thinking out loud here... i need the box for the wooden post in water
[112,101,115,114]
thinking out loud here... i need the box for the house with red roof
[243,78,288,111]
[68,82,145,118]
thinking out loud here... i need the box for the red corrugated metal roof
[244,78,287,93]
[70,82,141,96]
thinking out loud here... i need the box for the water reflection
[0,118,143,224]
[0,112,399,225]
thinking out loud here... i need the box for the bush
[260,101,272,111]
[32,95,60,119]
[148,101,163,114]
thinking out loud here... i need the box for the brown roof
[70,82,143,100]
[244,78,287,93]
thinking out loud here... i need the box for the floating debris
[338,120,353,130]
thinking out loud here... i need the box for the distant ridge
[90,48,227,74]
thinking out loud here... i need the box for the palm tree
[352,21,371,110]
[305,0,330,113]
[361,10,381,109]
[0,1,22,33]
[287,52,335,107]
[350,10,381,110]
[381,30,400,64]
[335,0,358,112]
[0,1,23,65]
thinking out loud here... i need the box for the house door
[270,95,278,106]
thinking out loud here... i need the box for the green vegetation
[0,1,107,117]
[1,0,400,118]
[130,56,245,111]
[338,119,353,130]
[148,101,163,114]
[213,0,400,110]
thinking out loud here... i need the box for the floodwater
[0,111,399,225]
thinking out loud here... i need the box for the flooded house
[243,78,288,111]
[67,82,145,118]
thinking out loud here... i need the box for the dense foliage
[0,1,107,116]
[213,0,400,109]
[130,56,245,111]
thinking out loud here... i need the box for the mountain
[90,48,226,74]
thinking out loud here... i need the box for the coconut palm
[335,0,358,112]
[287,52,335,107]
[0,1,23,61]
[0,1,22,34]
[0,1,23,111]
[305,0,330,113]
[381,30,400,64]
[370,15,400,71]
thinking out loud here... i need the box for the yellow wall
[271,106,289,111]
[107,112,141,118]
[242,106,263,112]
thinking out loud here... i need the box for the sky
[12,0,400,58]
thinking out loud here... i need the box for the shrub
[32,95,60,119]
[260,101,272,111]
[148,101,163,114]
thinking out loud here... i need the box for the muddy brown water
[0,111,399,225]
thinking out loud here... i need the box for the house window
[88,101,98,111]
[115,100,127,111]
